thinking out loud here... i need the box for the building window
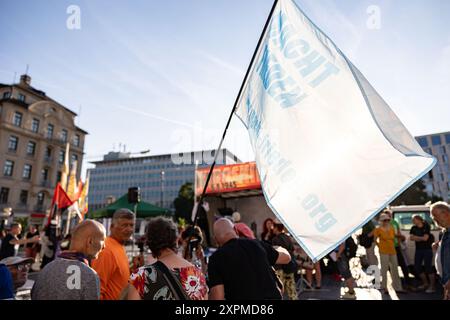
[22,164,32,180]
[446,134,450,144]
[13,112,23,127]
[61,129,68,142]
[441,174,445,182]
[31,118,40,133]
[0,187,9,204]
[74,134,80,147]
[18,93,26,102]
[45,146,52,158]
[37,192,45,206]
[59,150,65,164]
[57,171,62,183]
[8,136,18,151]
[443,154,449,164]
[432,135,442,146]
[3,160,14,176]
[47,123,54,138]
[3,91,11,99]
[26,141,36,155]
[71,154,78,165]
[19,190,28,205]
[41,168,49,181]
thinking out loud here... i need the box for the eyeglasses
[15,264,30,272]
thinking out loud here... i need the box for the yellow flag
[67,160,78,201]
[60,143,70,191]
[79,171,90,218]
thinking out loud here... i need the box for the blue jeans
[414,248,433,275]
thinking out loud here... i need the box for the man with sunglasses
[0,256,33,299]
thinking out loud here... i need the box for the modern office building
[416,131,450,201]
[0,74,87,221]
[88,149,241,211]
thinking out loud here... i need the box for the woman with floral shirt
[126,217,208,300]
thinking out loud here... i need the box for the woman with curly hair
[126,217,208,300]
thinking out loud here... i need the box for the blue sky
[1,0,449,178]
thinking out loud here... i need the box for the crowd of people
[0,201,449,300]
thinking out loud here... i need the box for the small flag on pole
[234,0,436,261]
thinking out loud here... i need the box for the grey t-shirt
[31,258,100,300]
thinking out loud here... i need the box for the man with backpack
[359,220,378,267]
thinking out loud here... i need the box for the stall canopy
[88,194,171,219]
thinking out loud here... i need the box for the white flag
[235,0,436,261]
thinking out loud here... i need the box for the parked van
[389,205,441,266]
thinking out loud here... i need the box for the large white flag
[235,0,436,261]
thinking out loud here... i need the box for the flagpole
[193,0,279,225]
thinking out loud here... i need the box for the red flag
[47,183,75,226]
[54,183,74,209]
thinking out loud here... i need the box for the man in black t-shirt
[208,218,290,300]
[410,216,436,292]
[0,224,39,260]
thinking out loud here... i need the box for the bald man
[431,202,450,299]
[31,220,106,300]
[208,218,290,300]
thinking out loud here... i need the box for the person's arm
[9,235,39,246]
[126,284,142,300]
[370,228,378,240]
[393,222,405,241]
[274,246,290,265]
[444,280,450,300]
[209,285,225,300]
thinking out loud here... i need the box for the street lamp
[160,171,165,207]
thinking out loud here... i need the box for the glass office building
[416,131,450,201]
[88,149,241,211]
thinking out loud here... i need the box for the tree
[173,182,194,224]
[390,179,442,206]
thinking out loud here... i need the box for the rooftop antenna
[123,144,126,152]
[25,64,29,75]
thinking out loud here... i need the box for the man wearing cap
[31,219,106,300]
[0,256,33,299]
[0,223,39,260]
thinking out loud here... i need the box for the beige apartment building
[0,74,87,223]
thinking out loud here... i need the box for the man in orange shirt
[91,209,135,300]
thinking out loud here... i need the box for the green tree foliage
[390,180,442,206]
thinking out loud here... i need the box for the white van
[389,205,441,266]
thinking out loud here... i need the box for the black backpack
[357,233,373,248]
[345,237,357,259]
